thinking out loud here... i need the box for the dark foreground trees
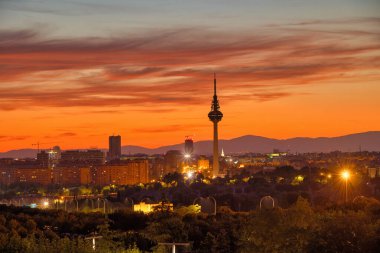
[1,196,380,252]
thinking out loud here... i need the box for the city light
[341,170,350,180]
[42,201,49,208]
[184,154,191,159]
[187,171,194,179]
[340,170,351,203]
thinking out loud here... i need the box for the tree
[162,172,184,185]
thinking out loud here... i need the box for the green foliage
[79,186,92,196]
[145,216,188,243]
[308,210,379,253]
[239,196,380,253]
[162,172,184,185]
[109,210,148,231]
[1,197,380,253]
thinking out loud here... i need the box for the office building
[108,135,122,160]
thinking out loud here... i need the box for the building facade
[60,150,105,165]
[53,166,91,186]
[164,150,183,174]
[92,160,149,186]
[108,135,121,161]
[0,167,52,185]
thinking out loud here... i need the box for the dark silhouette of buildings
[208,74,223,177]
[36,151,49,167]
[108,135,121,160]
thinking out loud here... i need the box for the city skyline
[1,0,380,152]
[1,2,380,252]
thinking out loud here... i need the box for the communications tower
[208,74,223,177]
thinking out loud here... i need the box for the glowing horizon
[0,0,379,152]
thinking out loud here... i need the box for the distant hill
[121,131,380,155]
[0,149,39,159]
[1,131,380,158]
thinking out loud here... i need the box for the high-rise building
[108,135,121,160]
[208,74,223,177]
[184,136,194,156]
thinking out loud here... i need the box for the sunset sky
[0,0,379,152]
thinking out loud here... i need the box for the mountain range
[1,131,380,158]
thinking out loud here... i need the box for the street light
[43,201,49,208]
[85,234,103,251]
[187,171,194,179]
[341,170,350,203]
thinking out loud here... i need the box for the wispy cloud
[58,132,76,137]
[0,0,142,16]
[133,124,208,133]
[277,17,380,27]
[43,132,77,139]
[0,19,379,110]
[0,136,30,142]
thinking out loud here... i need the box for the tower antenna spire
[214,73,216,96]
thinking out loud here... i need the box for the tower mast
[208,74,223,177]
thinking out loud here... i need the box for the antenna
[213,73,216,96]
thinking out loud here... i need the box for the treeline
[1,196,380,252]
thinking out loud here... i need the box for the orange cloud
[0,19,379,151]
[0,136,31,142]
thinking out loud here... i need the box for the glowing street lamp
[340,170,350,203]
[187,171,194,179]
[341,170,350,180]
[43,201,49,208]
